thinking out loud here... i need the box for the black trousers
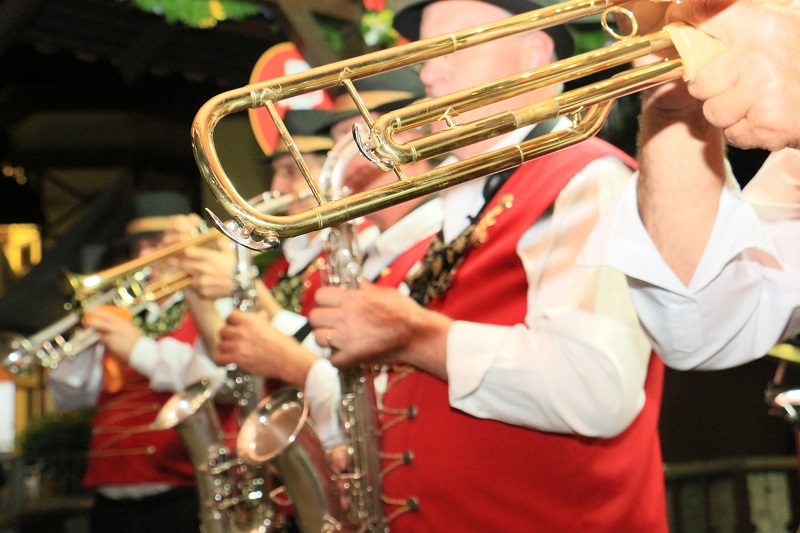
[90,486,200,533]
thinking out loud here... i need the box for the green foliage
[18,408,94,465]
[120,0,262,28]
[362,9,400,48]
[570,25,611,55]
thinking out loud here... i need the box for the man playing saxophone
[47,191,231,533]
[306,0,668,530]
[215,69,438,429]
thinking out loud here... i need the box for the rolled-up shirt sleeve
[447,158,653,438]
[580,149,800,370]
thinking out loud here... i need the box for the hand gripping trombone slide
[192,0,723,251]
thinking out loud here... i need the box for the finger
[666,0,736,28]
[687,52,738,102]
[314,328,337,349]
[328,350,356,369]
[721,119,784,152]
[314,286,346,307]
[308,307,338,330]
[226,310,248,325]
[700,81,748,131]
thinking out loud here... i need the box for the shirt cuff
[304,359,342,447]
[128,336,160,377]
[580,173,780,295]
[446,320,506,403]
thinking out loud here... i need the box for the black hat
[273,109,335,158]
[325,68,426,129]
[124,191,191,241]
[392,0,574,60]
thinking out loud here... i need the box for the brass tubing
[193,52,685,243]
[192,0,639,244]
[369,29,677,165]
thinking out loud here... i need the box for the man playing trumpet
[48,191,231,533]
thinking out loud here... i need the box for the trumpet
[58,192,298,311]
[2,192,297,376]
[192,0,722,251]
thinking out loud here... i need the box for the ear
[522,31,556,69]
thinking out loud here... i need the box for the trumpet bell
[0,332,34,376]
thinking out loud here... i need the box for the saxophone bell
[154,380,283,533]
[237,388,353,533]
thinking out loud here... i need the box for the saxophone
[319,137,387,533]
[153,193,299,533]
[235,136,387,533]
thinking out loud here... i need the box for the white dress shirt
[440,144,651,438]
[581,149,800,370]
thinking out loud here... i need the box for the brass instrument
[58,192,298,311]
[318,137,387,533]
[1,274,170,376]
[153,381,283,533]
[192,0,719,250]
[234,138,378,533]
[2,193,296,377]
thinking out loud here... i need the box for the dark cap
[125,191,191,241]
[392,0,574,60]
[325,67,426,129]
[273,109,335,158]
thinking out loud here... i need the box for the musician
[307,0,668,530]
[580,6,800,370]
[180,109,378,369]
[218,68,442,446]
[48,191,229,533]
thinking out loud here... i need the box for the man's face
[418,1,546,134]
[270,153,324,215]
[131,234,164,259]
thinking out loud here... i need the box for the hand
[666,0,800,150]
[309,282,452,375]
[217,310,316,388]
[179,246,236,299]
[162,213,206,245]
[83,307,144,361]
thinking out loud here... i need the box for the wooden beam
[265,0,361,23]
[272,2,341,66]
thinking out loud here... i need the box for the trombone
[192,0,721,251]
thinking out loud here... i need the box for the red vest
[380,139,667,532]
[83,311,218,488]
[262,254,324,317]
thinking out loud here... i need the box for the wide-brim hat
[124,191,191,242]
[392,0,575,60]
[273,108,335,158]
[323,67,426,130]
